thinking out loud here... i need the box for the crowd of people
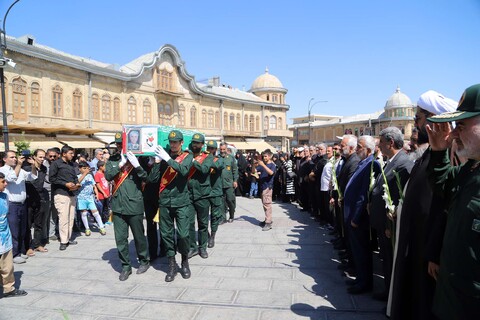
[1,84,479,320]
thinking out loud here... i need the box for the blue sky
[3,0,480,123]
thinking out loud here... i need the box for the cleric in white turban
[417,90,457,115]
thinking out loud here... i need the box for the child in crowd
[249,161,259,199]
[0,172,28,298]
[256,149,277,231]
[77,161,106,236]
[94,161,111,224]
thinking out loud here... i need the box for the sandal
[26,249,36,257]
[34,246,48,253]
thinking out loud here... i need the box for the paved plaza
[1,197,386,320]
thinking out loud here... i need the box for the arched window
[272,94,278,103]
[256,116,260,131]
[52,84,63,117]
[202,109,207,128]
[264,116,269,130]
[190,106,197,127]
[215,111,220,128]
[249,115,255,132]
[269,115,277,129]
[12,77,27,120]
[158,104,164,125]
[72,88,82,119]
[244,115,248,130]
[229,113,235,131]
[157,68,175,92]
[92,93,100,120]
[31,82,40,114]
[127,96,137,123]
[143,99,152,124]
[236,113,241,131]
[178,104,185,127]
[224,112,228,130]
[102,95,111,121]
[278,117,283,130]
[208,110,214,128]
[113,97,121,121]
[266,94,270,101]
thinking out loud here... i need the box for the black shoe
[119,269,132,281]
[59,243,67,251]
[228,218,234,223]
[208,232,216,248]
[3,288,28,298]
[259,220,266,227]
[372,291,388,301]
[165,257,177,282]
[136,263,150,275]
[180,256,191,279]
[67,240,78,246]
[347,285,372,295]
[188,248,198,259]
[199,248,208,259]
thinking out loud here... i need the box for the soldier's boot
[208,232,216,248]
[165,257,177,282]
[180,255,191,279]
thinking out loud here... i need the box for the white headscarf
[417,90,457,115]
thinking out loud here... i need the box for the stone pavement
[0,197,387,320]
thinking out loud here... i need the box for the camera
[21,150,31,157]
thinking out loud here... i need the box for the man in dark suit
[344,135,381,294]
[369,127,414,301]
[333,135,360,269]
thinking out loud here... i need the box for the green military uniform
[426,84,480,320]
[207,141,225,247]
[188,133,214,255]
[428,150,480,320]
[147,136,193,259]
[105,134,149,275]
[221,152,238,221]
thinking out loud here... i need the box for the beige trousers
[0,249,15,294]
[262,188,273,223]
[54,194,76,244]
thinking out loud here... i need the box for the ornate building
[1,35,292,152]
[290,86,415,145]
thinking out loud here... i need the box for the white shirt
[321,156,336,191]
[0,165,37,203]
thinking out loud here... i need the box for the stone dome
[384,86,413,110]
[250,67,286,92]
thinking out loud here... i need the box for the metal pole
[1,67,8,151]
[1,0,22,151]
[307,98,314,145]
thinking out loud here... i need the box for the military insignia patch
[169,132,176,138]
[194,134,200,139]
[226,165,231,171]
[208,141,214,145]
[115,133,122,139]
[472,219,480,233]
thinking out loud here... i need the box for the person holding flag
[105,132,150,281]
[148,130,194,282]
